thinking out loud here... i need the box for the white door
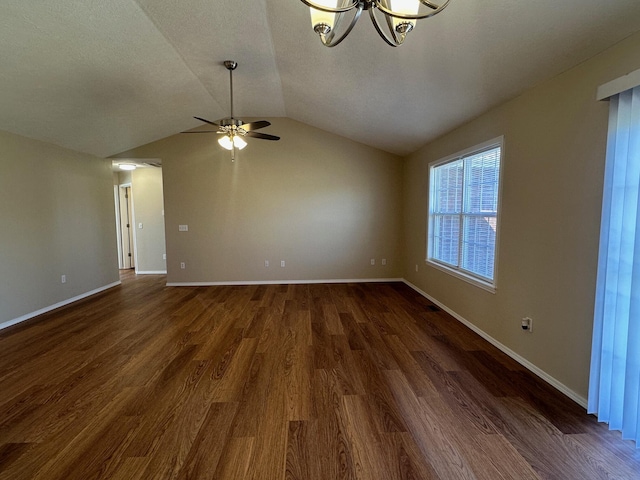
[119,185,135,269]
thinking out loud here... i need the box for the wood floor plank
[174,402,239,480]
[1,272,639,479]
[381,431,442,480]
[341,394,397,480]
[285,420,312,480]
[213,435,255,479]
[382,334,440,398]
[308,368,357,480]
[0,442,31,474]
[383,369,482,479]
[351,350,408,434]
[209,337,259,402]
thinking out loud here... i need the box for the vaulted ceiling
[2,1,640,158]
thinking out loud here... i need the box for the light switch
[179,225,188,232]
[138,222,143,229]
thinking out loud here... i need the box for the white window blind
[588,85,640,447]
[428,140,502,289]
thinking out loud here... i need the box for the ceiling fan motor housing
[219,118,243,127]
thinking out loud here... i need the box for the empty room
[2,1,640,479]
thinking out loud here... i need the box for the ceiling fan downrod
[224,60,237,120]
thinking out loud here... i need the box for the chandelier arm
[298,0,359,14]
[419,0,442,9]
[383,10,402,44]
[374,0,450,20]
[320,5,364,47]
[368,6,401,47]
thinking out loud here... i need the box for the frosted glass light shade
[310,0,339,31]
[119,164,136,171]
[233,136,247,150]
[389,0,419,32]
[218,135,247,151]
[218,136,233,150]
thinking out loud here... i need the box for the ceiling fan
[184,60,280,160]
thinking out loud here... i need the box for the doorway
[117,184,135,270]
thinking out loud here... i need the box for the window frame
[426,136,504,293]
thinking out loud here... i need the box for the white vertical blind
[589,85,640,447]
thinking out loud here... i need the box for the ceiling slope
[1,0,640,158]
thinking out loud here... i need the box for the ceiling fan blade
[241,120,271,131]
[246,131,280,141]
[194,116,220,127]
[181,130,219,133]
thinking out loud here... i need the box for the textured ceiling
[1,0,640,158]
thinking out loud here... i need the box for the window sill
[425,259,496,294]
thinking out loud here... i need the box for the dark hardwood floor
[1,271,639,479]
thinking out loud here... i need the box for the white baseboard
[0,281,122,331]
[402,279,588,409]
[136,270,167,275]
[166,277,403,287]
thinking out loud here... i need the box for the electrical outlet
[163,254,166,260]
[521,317,533,333]
[180,262,186,269]
[381,258,387,266]
[265,260,269,267]
[415,264,419,272]
[61,275,66,284]
[370,258,375,266]
[280,260,285,268]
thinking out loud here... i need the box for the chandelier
[300,0,450,47]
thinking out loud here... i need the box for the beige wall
[403,32,640,401]
[0,130,120,327]
[130,167,166,273]
[114,118,403,284]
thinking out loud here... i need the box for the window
[427,137,503,291]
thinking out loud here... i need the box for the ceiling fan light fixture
[300,0,450,47]
[218,135,248,151]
